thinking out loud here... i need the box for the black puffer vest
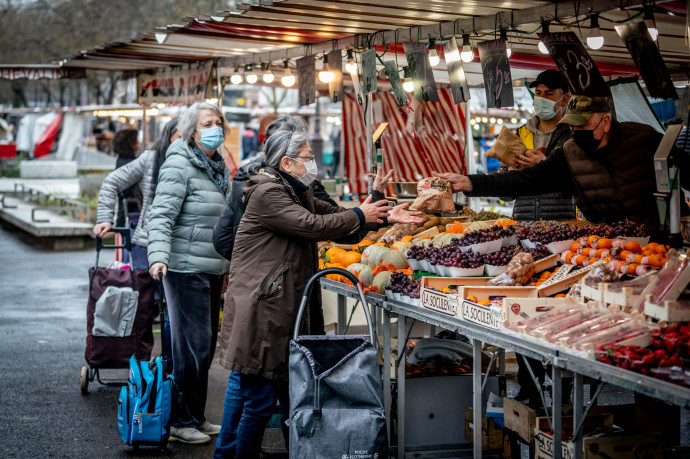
[511,123,576,221]
[563,120,661,229]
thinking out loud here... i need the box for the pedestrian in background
[110,128,142,229]
[148,102,230,445]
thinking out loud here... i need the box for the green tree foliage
[0,0,229,107]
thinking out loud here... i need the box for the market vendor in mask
[502,69,575,221]
[436,95,663,231]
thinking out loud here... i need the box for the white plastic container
[447,265,485,277]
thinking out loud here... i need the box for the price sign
[538,32,610,98]
[297,55,315,106]
[326,50,344,103]
[403,42,439,102]
[443,37,470,104]
[383,61,407,107]
[477,39,514,108]
[615,21,678,100]
[361,48,377,95]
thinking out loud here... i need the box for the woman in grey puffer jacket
[93,118,180,269]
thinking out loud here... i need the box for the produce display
[488,252,535,286]
[560,239,668,275]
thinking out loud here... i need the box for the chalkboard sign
[326,50,344,103]
[403,42,438,103]
[297,55,315,106]
[361,48,377,95]
[615,21,678,100]
[538,32,611,98]
[443,37,470,104]
[383,61,407,107]
[477,39,513,108]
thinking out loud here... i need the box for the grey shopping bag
[288,268,388,459]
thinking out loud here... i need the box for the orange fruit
[597,238,612,249]
[570,242,580,252]
[619,250,631,261]
[575,255,587,266]
[627,263,639,275]
[656,244,668,254]
[624,241,642,253]
[581,248,591,257]
[587,235,599,245]
[565,252,575,264]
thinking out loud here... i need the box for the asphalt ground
[0,223,285,458]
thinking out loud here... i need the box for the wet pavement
[0,223,285,458]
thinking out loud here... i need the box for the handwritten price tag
[477,38,514,108]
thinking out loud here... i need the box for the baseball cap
[558,96,612,126]
[528,69,568,92]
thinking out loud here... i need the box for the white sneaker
[169,426,211,444]
[198,420,221,436]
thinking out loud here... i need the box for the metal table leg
[397,314,406,459]
[552,366,562,459]
[337,294,346,335]
[383,306,392,447]
[573,373,584,459]
[473,338,482,459]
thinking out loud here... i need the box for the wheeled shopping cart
[80,227,161,393]
[288,268,388,458]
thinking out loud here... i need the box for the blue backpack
[118,355,175,447]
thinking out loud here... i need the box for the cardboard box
[464,407,502,450]
[534,428,663,459]
[502,428,534,459]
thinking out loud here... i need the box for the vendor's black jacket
[469,120,662,229]
[213,159,386,260]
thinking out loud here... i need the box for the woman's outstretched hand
[388,203,425,224]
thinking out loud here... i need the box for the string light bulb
[586,13,604,50]
[281,60,295,87]
[460,34,474,63]
[500,29,512,58]
[262,63,275,83]
[245,64,257,84]
[644,5,658,41]
[402,67,414,92]
[345,49,357,74]
[230,67,242,85]
[428,39,440,67]
[318,55,334,83]
[538,21,550,54]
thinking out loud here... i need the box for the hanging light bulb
[281,60,295,87]
[644,5,658,41]
[428,39,440,67]
[460,34,474,63]
[489,117,496,124]
[497,118,504,125]
[318,55,334,83]
[538,21,550,54]
[586,13,605,50]
[500,29,512,58]
[245,64,257,84]
[402,67,414,92]
[345,49,357,74]
[230,67,243,85]
[262,63,275,83]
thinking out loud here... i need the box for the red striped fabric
[342,89,466,195]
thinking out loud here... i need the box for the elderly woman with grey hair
[147,101,230,445]
[214,119,422,457]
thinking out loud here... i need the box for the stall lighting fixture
[318,55,334,83]
[500,29,512,58]
[489,117,496,124]
[402,67,414,92]
[470,119,476,125]
[245,64,257,84]
[281,60,295,87]
[586,13,604,50]
[460,34,474,63]
[511,117,518,124]
[345,49,357,74]
[497,119,504,125]
[538,21,550,54]
[644,5,658,41]
[262,63,274,83]
[155,33,168,44]
[481,117,488,123]
[428,39,440,67]
[230,67,243,85]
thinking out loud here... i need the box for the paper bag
[410,177,456,213]
[486,126,526,167]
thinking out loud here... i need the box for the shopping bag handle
[293,268,375,343]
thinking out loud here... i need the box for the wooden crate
[465,407,503,450]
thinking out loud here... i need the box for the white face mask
[290,158,318,186]
[533,95,563,121]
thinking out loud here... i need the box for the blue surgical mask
[533,96,561,121]
[196,126,224,151]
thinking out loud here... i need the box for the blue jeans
[163,271,223,428]
[214,373,289,458]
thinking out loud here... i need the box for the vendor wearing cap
[502,69,575,221]
[436,95,663,230]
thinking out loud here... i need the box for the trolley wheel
[80,366,89,394]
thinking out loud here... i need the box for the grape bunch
[424,245,484,268]
[517,222,589,243]
[406,244,429,261]
[472,211,508,221]
[388,272,422,298]
[482,246,520,266]
[522,244,550,261]
[608,221,648,237]
[454,226,507,247]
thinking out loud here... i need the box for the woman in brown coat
[215,125,421,457]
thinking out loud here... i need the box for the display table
[320,278,690,459]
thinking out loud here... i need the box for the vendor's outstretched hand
[388,203,425,224]
[367,168,394,194]
[432,171,472,193]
